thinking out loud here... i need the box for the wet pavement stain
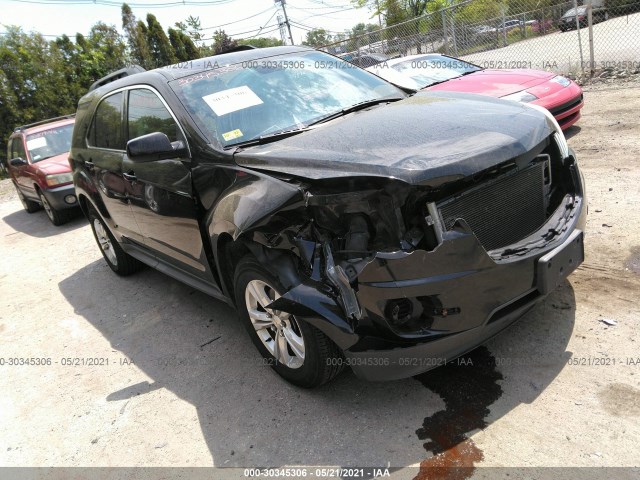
[413,346,503,480]
[624,247,640,274]
[598,383,640,417]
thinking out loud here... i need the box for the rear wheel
[88,207,143,276]
[38,190,68,226]
[15,184,39,213]
[234,256,344,388]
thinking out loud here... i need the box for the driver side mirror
[10,157,27,167]
[126,132,188,162]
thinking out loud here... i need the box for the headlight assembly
[550,75,572,87]
[45,172,73,187]
[502,90,538,103]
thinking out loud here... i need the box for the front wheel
[234,256,344,388]
[38,190,68,226]
[88,207,143,276]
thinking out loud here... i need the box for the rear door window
[89,92,125,150]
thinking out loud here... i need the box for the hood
[233,91,554,186]
[33,153,72,175]
[427,69,555,97]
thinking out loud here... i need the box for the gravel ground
[0,84,639,478]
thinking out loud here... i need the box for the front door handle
[123,172,137,182]
[85,160,95,171]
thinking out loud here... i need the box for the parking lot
[462,12,640,72]
[1,83,639,477]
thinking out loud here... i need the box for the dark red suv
[7,115,78,225]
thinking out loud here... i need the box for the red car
[367,54,583,130]
[7,115,78,225]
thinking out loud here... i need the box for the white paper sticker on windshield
[202,86,263,116]
[26,137,48,150]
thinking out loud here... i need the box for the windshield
[26,124,74,163]
[169,50,403,147]
[388,55,482,89]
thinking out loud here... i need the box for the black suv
[70,46,587,387]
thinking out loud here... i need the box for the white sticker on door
[202,86,263,116]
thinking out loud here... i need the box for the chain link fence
[321,0,640,79]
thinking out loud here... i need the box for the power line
[288,1,352,11]
[3,0,236,7]
[199,6,276,30]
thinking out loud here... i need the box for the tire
[38,190,68,226]
[15,183,40,213]
[88,206,143,276]
[234,256,344,388]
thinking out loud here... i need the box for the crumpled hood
[233,91,554,186]
[35,153,72,175]
[427,69,556,97]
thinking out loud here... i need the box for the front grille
[438,162,546,251]
[549,94,583,117]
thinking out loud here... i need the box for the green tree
[168,28,188,61]
[302,28,332,47]
[146,14,177,67]
[211,30,237,54]
[121,3,152,68]
[0,27,75,164]
[175,15,207,55]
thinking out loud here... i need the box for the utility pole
[275,0,293,45]
[277,14,287,45]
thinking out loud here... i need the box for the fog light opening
[384,298,413,327]
[64,194,77,204]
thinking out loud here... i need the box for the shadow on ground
[564,125,581,140]
[58,260,576,469]
[3,206,85,238]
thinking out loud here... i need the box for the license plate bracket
[537,230,584,294]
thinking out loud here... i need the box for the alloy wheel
[93,219,118,266]
[244,279,305,369]
[40,194,54,221]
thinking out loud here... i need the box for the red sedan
[367,54,583,130]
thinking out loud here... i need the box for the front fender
[268,283,359,350]
[206,171,304,241]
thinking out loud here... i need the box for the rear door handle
[123,172,137,182]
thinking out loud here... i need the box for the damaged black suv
[70,46,586,387]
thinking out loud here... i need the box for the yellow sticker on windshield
[222,129,243,141]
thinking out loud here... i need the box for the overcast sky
[0,0,379,45]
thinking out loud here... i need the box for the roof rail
[88,65,146,92]
[216,44,257,55]
[13,114,76,132]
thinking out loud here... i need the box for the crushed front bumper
[343,190,586,381]
[270,159,587,382]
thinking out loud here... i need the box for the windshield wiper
[226,127,309,150]
[307,98,403,126]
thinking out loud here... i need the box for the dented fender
[268,283,359,350]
